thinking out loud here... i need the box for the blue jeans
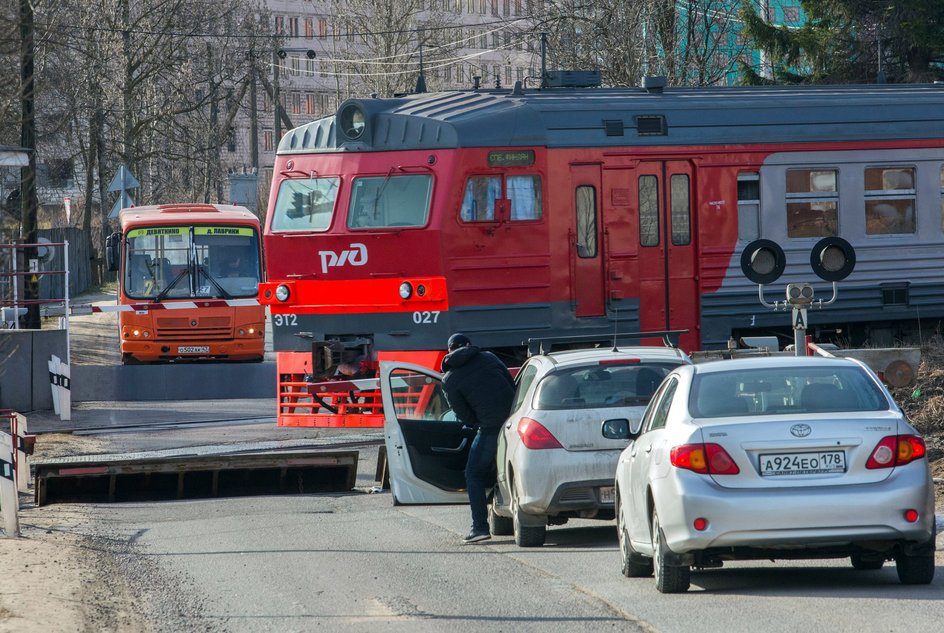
[466,428,499,533]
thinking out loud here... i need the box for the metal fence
[0,227,91,305]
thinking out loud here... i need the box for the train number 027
[412,311,440,324]
[272,314,298,327]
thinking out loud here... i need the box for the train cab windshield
[348,174,432,229]
[125,225,261,300]
[271,177,340,231]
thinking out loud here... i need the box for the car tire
[652,509,690,593]
[850,553,884,570]
[511,485,546,547]
[895,541,935,585]
[489,497,513,536]
[618,504,653,578]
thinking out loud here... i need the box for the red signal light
[517,417,563,450]
[866,435,926,469]
[670,443,739,475]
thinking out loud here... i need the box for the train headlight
[275,284,291,302]
[810,236,856,282]
[399,282,413,300]
[339,103,366,140]
[740,239,786,285]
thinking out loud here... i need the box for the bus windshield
[125,225,261,300]
[270,177,340,232]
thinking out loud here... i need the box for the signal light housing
[517,417,563,450]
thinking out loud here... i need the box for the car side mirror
[602,418,640,440]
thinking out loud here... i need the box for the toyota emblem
[790,424,812,438]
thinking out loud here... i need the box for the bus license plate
[759,451,845,476]
[598,486,615,503]
[178,346,210,354]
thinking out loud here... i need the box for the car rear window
[535,362,680,410]
[690,365,890,417]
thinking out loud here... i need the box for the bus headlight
[399,282,413,300]
[275,284,291,302]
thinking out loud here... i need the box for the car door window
[389,368,453,421]
[644,377,678,433]
[511,363,539,413]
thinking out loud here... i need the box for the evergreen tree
[738,0,944,84]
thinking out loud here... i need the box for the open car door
[380,362,471,505]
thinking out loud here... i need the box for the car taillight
[866,435,926,469]
[670,443,740,475]
[517,417,563,450]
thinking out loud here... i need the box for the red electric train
[259,75,944,426]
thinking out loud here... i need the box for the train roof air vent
[635,115,667,136]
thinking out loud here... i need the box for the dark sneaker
[462,530,491,544]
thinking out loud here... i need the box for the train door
[635,161,699,350]
[571,164,605,317]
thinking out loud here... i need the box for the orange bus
[105,203,265,364]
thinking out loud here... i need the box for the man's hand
[460,425,477,438]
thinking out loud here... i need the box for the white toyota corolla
[613,356,935,593]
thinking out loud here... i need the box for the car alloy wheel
[618,502,653,578]
[511,481,546,548]
[652,509,690,593]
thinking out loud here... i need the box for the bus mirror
[740,239,785,285]
[105,232,121,272]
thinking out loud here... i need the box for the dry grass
[887,336,944,464]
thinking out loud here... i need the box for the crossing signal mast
[740,237,857,356]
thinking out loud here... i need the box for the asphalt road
[70,439,944,633]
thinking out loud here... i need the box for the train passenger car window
[270,177,340,232]
[639,175,659,246]
[348,174,432,229]
[575,185,597,257]
[461,176,500,221]
[786,168,838,237]
[508,175,542,220]
[940,166,944,230]
[737,172,760,241]
[670,174,691,245]
[865,167,916,235]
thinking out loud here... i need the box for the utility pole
[249,52,259,171]
[19,0,39,328]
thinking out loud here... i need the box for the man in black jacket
[441,333,516,543]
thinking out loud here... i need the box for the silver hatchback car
[490,346,691,547]
[613,356,935,592]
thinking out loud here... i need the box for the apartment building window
[865,166,916,235]
[455,0,462,13]
[290,55,301,76]
[503,0,510,15]
[227,127,236,153]
[291,92,301,115]
[767,6,777,22]
[306,93,316,114]
[263,130,274,152]
[318,18,327,38]
[274,16,284,34]
[491,0,498,16]
[346,23,354,41]
[304,18,313,38]
[784,6,800,22]
[288,16,299,37]
[467,0,474,12]
[505,65,512,84]
[40,159,73,188]
[479,0,486,13]
[516,67,524,81]
[514,0,521,14]
[492,32,499,48]
[319,60,328,77]
[306,57,316,76]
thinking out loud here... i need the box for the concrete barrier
[0,329,68,411]
[70,362,275,401]
[0,429,18,537]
